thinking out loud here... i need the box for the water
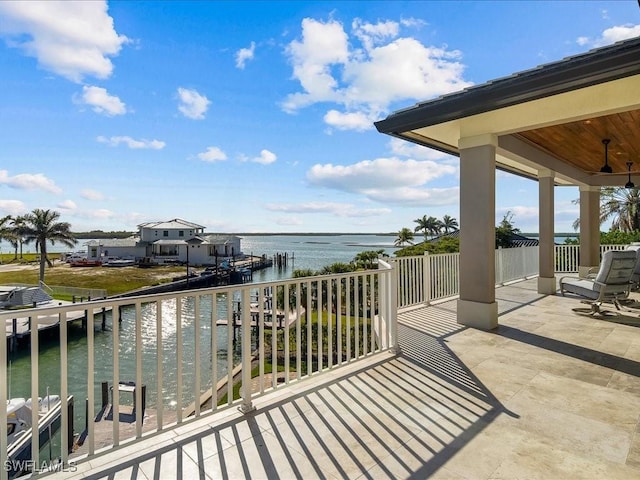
[4,234,398,433]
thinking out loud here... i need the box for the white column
[538,170,556,294]
[457,134,498,330]
[579,186,600,277]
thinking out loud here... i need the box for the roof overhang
[375,36,640,188]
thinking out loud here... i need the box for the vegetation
[21,209,77,286]
[72,230,134,239]
[395,236,460,257]
[394,227,414,246]
[495,211,520,248]
[0,263,186,296]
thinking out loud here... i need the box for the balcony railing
[0,264,397,479]
[391,244,629,310]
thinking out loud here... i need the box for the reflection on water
[5,234,398,435]
[8,294,241,433]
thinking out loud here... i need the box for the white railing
[496,246,539,285]
[554,244,627,273]
[392,244,631,310]
[0,266,397,479]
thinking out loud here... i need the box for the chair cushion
[561,278,600,300]
[594,250,637,285]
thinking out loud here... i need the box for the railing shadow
[78,302,520,480]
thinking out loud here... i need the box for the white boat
[6,394,64,474]
[103,259,136,267]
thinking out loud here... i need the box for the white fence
[392,244,628,309]
[0,266,397,479]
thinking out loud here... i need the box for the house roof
[375,36,640,187]
[86,238,140,247]
[138,218,205,230]
[431,230,539,248]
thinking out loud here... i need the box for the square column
[457,135,498,330]
[538,170,556,294]
[579,186,600,277]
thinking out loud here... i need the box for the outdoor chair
[559,249,638,316]
[624,243,640,289]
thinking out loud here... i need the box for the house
[376,35,640,330]
[85,218,242,266]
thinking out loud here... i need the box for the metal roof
[375,36,640,137]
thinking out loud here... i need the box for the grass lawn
[0,261,187,296]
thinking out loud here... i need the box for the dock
[3,302,111,352]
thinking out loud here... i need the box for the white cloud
[57,199,77,211]
[0,1,128,82]
[0,170,62,194]
[235,41,256,69]
[197,147,227,163]
[282,17,472,131]
[177,87,210,120]
[97,135,165,149]
[251,150,277,165]
[89,209,115,219]
[265,202,391,217]
[307,156,458,207]
[366,186,459,206]
[577,24,640,48]
[388,138,451,162]
[0,200,27,216]
[77,85,127,116]
[308,157,455,191]
[80,189,105,201]
[274,216,303,226]
[324,110,374,131]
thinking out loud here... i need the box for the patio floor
[58,278,640,479]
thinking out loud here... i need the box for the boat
[6,394,66,477]
[69,259,102,267]
[103,259,136,267]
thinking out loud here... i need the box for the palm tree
[441,215,459,234]
[394,228,414,247]
[413,215,442,240]
[0,215,14,260]
[10,215,28,259]
[22,209,76,286]
[600,187,640,232]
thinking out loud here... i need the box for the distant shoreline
[72,232,398,239]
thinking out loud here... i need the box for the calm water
[4,234,399,433]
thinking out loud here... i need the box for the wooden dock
[3,302,111,352]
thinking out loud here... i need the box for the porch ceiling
[375,36,640,188]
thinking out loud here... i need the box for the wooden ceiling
[516,109,640,175]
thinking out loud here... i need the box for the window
[179,231,184,237]
[163,231,169,237]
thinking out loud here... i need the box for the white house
[85,218,242,266]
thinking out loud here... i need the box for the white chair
[559,250,637,315]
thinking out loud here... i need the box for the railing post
[388,261,399,355]
[423,252,431,305]
[497,247,504,285]
[239,288,255,413]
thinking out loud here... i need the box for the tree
[441,215,459,234]
[353,250,386,270]
[22,209,77,285]
[413,215,442,239]
[0,216,14,256]
[10,215,28,259]
[394,228,415,247]
[495,211,520,248]
[599,187,640,233]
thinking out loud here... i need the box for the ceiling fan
[590,138,640,185]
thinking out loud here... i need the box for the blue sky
[1,1,639,234]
